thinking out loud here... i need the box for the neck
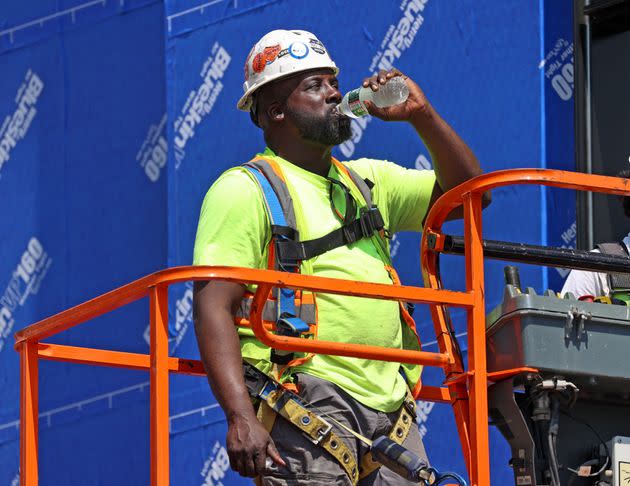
[270,140,333,178]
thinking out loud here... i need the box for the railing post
[463,192,490,486]
[20,340,39,486]
[150,284,169,486]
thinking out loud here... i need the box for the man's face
[280,69,352,146]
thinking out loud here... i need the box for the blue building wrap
[0,1,575,484]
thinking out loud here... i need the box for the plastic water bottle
[336,76,409,118]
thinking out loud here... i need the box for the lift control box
[486,286,630,394]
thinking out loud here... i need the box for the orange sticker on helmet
[251,44,281,74]
[263,44,281,64]
[244,50,253,80]
[252,52,265,73]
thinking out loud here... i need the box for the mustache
[329,105,349,120]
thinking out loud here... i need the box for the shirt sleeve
[193,168,269,269]
[560,250,609,298]
[560,269,609,298]
[346,159,437,233]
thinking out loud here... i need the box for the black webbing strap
[274,206,385,266]
[596,242,630,290]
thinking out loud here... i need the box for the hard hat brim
[237,65,339,112]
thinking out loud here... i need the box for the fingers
[362,68,403,91]
[228,448,261,478]
[364,100,389,121]
[253,450,268,475]
[267,440,286,468]
[227,428,285,478]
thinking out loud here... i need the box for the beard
[285,105,352,146]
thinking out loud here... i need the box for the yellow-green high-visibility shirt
[193,147,436,412]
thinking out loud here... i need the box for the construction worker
[193,29,489,485]
[561,168,630,303]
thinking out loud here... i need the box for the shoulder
[342,158,435,191]
[197,167,268,227]
[343,158,433,178]
[202,167,263,205]
[210,166,261,191]
[342,158,392,181]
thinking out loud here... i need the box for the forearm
[410,104,483,193]
[194,280,286,475]
[193,282,256,421]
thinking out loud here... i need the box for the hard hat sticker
[244,50,253,80]
[252,44,281,73]
[288,42,309,59]
[263,45,281,64]
[309,38,326,55]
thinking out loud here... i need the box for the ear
[267,101,284,123]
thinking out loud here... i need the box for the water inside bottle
[372,77,409,108]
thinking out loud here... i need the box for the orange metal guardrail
[15,169,630,486]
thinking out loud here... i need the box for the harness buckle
[274,239,302,271]
[341,225,355,244]
[403,396,417,419]
[308,418,333,445]
[270,349,294,365]
[358,208,374,236]
[359,206,384,237]
[258,380,277,401]
[271,314,311,364]
[243,363,276,398]
[277,314,311,336]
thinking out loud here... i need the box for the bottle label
[347,88,368,117]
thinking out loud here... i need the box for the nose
[326,82,342,105]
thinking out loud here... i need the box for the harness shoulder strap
[342,164,375,207]
[596,242,630,290]
[334,160,393,264]
[242,159,311,365]
[244,158,299,238]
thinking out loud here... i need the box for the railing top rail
[14,266,473,347]
[18,170,622,349]
[424,169,630,232]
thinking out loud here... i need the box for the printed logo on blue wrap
[200,441,230,486]
[0,237,52,353]
[0,70,44,178]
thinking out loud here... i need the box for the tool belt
[243,363,417,485]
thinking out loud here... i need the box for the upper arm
[193,280,246,324]
[193,169,269,322]
[193,169,269,269]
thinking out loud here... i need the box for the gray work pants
[261,373,429,485]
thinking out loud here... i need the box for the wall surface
[0,1,575,484]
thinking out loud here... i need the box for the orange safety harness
[235,155,424,397]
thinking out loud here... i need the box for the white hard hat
[237,29,339,111]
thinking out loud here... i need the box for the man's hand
[226,411,286,477]
[362,68,429,122]
[360,66,489,218]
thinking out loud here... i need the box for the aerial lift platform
[14,169,630,485]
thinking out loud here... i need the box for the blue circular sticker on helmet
[288,42,309,59]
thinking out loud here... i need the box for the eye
[307,80,321,90]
